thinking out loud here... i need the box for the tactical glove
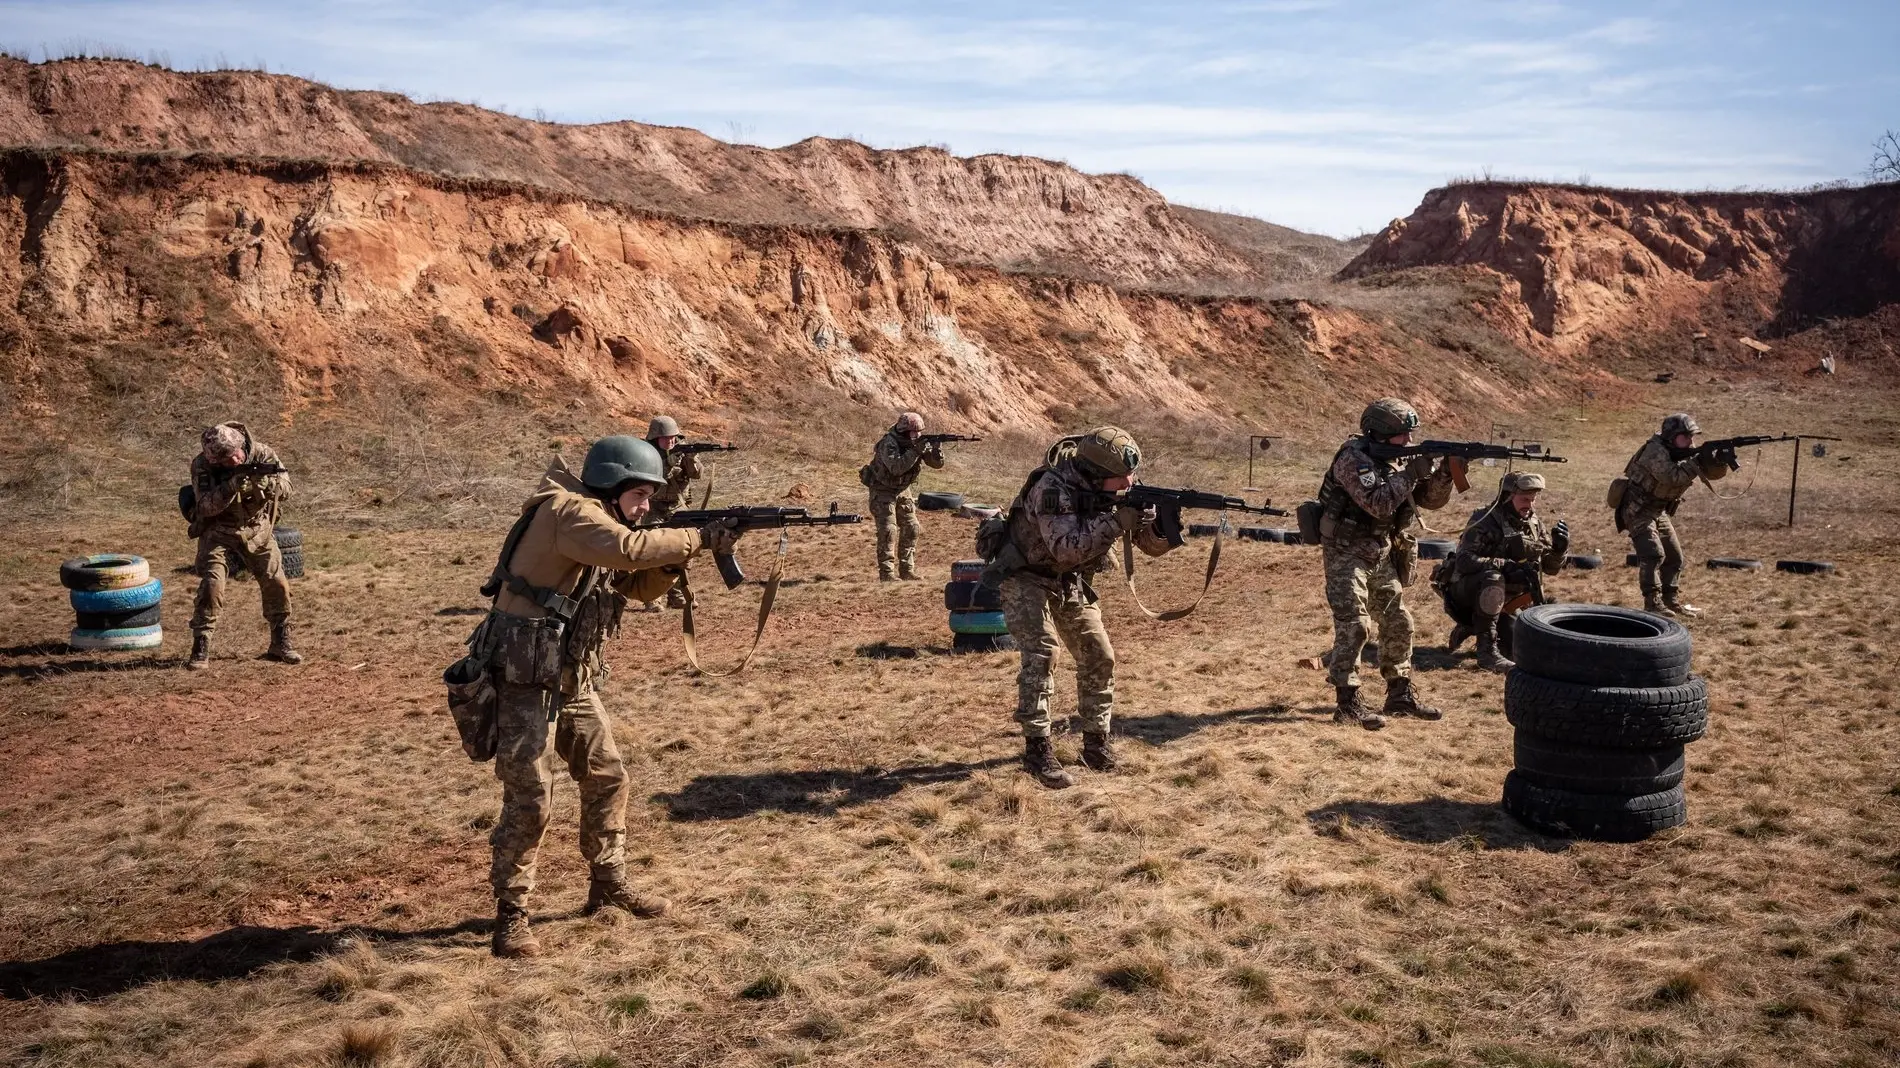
[1403,454,1437,481]
[1548,520,1570,558]
[698,517,744,554]
[1114,504,1153,535]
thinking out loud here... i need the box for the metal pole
[1788,437,1800,528]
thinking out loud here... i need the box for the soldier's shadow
[0,643,174,678]
[1116,704,1297,745]
[656,757,1015,821]
[1306,798,1570,853]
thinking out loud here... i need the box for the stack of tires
[945,559,1015,654]
[61,554,164,652]
[228,527,305,580]
[1501,604,1705,842]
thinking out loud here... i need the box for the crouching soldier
[186,422,299,669]
[1437,471,1568,673]
[476,435,742,957]
[980,427,1174,788]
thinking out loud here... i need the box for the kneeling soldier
[478,436,741,958]
[1440,471,1568,673]
[985,427,1174,788]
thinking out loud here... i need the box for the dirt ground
[1,387,1896,1068]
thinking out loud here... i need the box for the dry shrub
[333,1022,399,1065]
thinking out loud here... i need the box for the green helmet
[646,415,681,441]
[581,435,667,494]
[1361,398,1421,438]
[1071,426,1142,479]
[1661,412,1699,438]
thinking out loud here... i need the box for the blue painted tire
[948,610,1009,636]
[70,578,163,614]
[69,624,164,652]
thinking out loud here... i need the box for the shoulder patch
[1040,486,1066,512]
[1358,468,1379,488]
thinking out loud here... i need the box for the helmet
[645,415,681,441]
[1360,398,1421,438]
[894,412,924,433]
[582,435,667,493]
[1071,426,1142,479]
[1500,471,1546,494]
[1661,412,1699,438]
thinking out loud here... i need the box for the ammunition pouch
[1605,477,1628,513]
[974,511,1010,564]
[858,464,875,489]
[444,652,500,762]
[1392,532,1418,588]
[559,584,626,696]
[1295,499,1323,545]
[488,611,567,689]
[979,541,1027,590]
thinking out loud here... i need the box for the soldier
[1615,413,1728,618]
[860,411,945,581]
[984,427,1174,788]
[1316,399,1457,729]
[185,422,300,670]
[474,435,742,957]
[1438,471,1569,673]
[643,415,701,609]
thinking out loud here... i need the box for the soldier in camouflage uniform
[185,422,300,670]
[471,435,743,957]
[984,427,1173,788]
[1317,399,1457,729]
[861,412,945,580]
[1439,470,1569,673]
[1616,412,1729,618]
[642,415,701,609]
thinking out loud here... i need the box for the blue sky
[3,0,1893,235]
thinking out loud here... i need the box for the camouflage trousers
[1000,575,1115,737]
[1323,543,1413,688]
[1624,504,1684,594]
[490,683,629,907]
[869,489,920,578]
[189,528,291,634]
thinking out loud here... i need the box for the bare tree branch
[1872,130,1900,182]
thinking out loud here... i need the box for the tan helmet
[1071,425,1142,479]
[1500,471,1546,495]
[1661,412,1699,438]
[1360,398,1421,438]
[646,415,681,441]
[201,423,245,461]
[894,411,924,434]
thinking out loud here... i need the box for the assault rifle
[670,441,739,456]
[1112,485,1290,548]
[919,433,982,447]
[659,505,863,588]
[208,461,288,481]
[1363,440,1566,492]
[1692,434,1796,471]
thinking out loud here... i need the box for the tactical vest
[1316,441,1414,542]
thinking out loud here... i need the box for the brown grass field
[0,385,1896,1068]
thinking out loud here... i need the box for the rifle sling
[483,501,591,622]
[678,533,786,677]
[1119,521,1222,622]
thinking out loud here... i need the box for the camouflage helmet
[1360,398,1421,438]
[646,415,681,442]
[894,411,924,434]
[1071,426,1142,479]
[581,435,667,493]
[1500,471,1546,495]
[1661,412,1699,438]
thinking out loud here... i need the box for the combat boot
[1383,677,1443,721]
[492,901,542,958]
[1642,588,1673,618]
[899,567,922,581]
[878,567,897,583]
[1333,686,1386,731]
[1474,622,1514,674]
[1662,588,1701,619]
[186,632,211,671]
[1081,732,1118,772]
[1022,735,1074,789]
[584,877,671,918]
[1445,622,1473,654]
[665,585,688,610]
[264,621,304,665]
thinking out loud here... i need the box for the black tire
[273,527,304,550]
[1501,771,1686,842]
[1511,604,1692,688]
[1565,554,1604,570]
[1188,523,1221,537]
[1498,614,1515,659]
[1504,671,1709,747]
[951,633,1017,654]
[1776,560,1835,575]
[74,604,164,631]
[281,546,306,580]
[943,580,1003,611]
[950,559,985,582]
[1512,734,1685,795]
[1417,538,1456,560]
[1236,527,1272,542]
[1706,557,1762,571]
[917,492,963,512]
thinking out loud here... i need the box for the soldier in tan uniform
[642,415,701,609]
[1438,471,1568,673]
[1615,413,1728,618]
[469,435,742,957]
[185,422,300,670]
[1317,399,1457,729]
[861,412,945,580]
[982,427,1173,788]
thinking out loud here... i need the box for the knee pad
[1477,584,1507,616]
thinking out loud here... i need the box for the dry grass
[0,385,1896,1067]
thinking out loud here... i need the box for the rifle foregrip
[715,551,745,590]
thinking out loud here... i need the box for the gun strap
[678,530,787,677]
[1119,521,1222,622]
[697,471,715,510]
